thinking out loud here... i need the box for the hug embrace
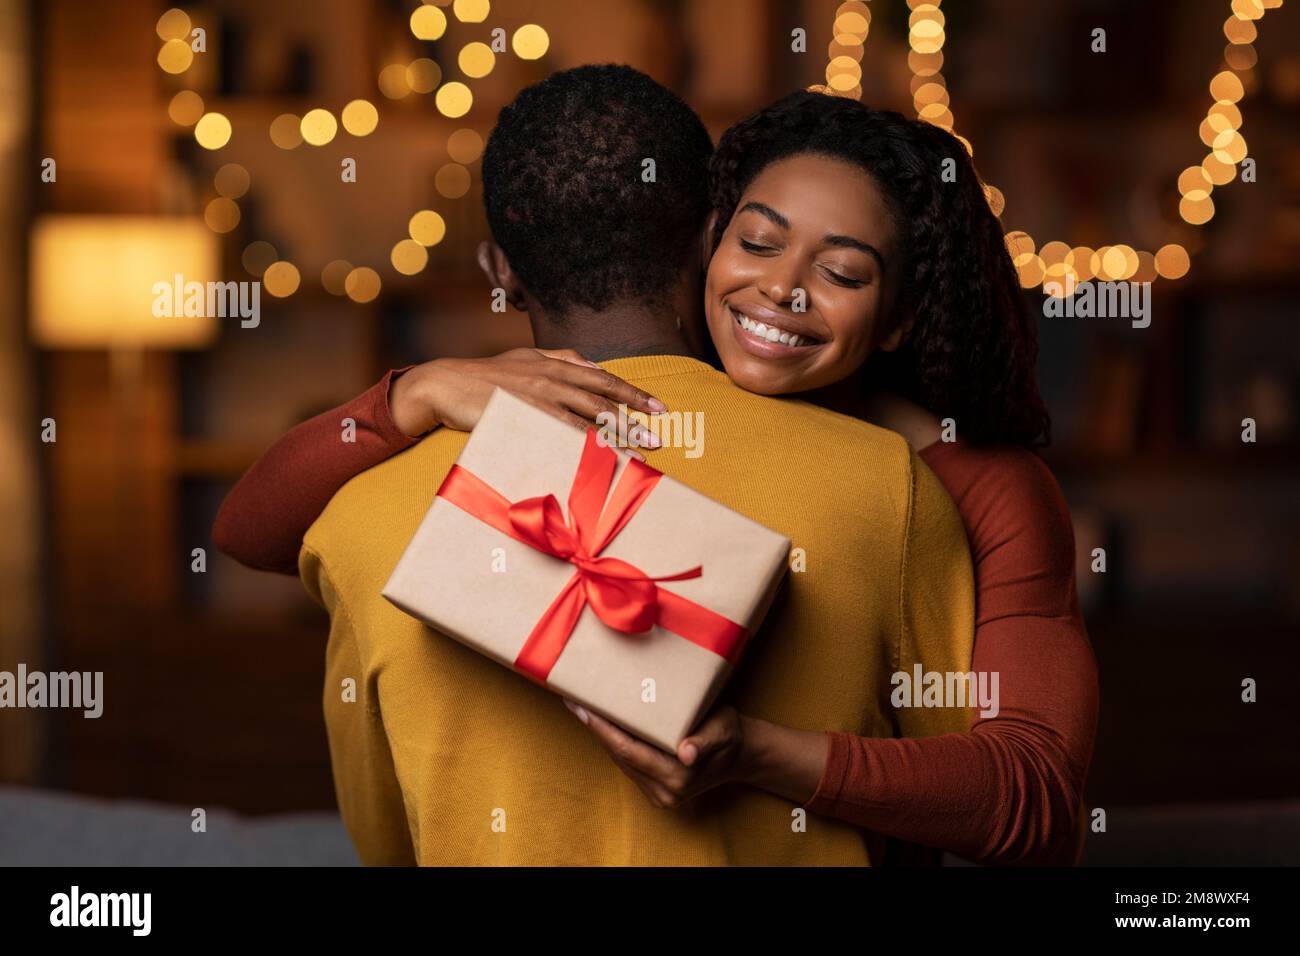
[214,65,1099,867]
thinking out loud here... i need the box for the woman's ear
[878,309,917,352]
[699,210,720,271]
[476,240,527,311]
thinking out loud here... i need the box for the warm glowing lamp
[30,215,220,350]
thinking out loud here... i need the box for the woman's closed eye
[739,237,776,255]
[820,264,867,288]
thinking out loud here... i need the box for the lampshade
[30,216,221,349]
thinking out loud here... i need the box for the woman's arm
[797,445,1099,865]
[212,348,666,574]
[772,613,1096,864]
[564,444,1098,866]
[211,367,419,574]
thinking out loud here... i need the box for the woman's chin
[719,355,796,396]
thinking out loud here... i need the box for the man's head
[479,65,713,346]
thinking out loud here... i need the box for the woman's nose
[758,257,803,306]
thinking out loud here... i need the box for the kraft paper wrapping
[383,388,791,752]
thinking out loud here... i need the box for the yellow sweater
[300,355,974,865]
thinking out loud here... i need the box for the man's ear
[476,240,527,311]
[699,210,720,271]
[878,309,917,352]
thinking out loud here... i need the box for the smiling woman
[705,153,906,396]
[706,91,1048,447]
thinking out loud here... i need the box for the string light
[167,90,204,126]
[193,112,231,150]
[203,198,240,234]
[459,42,496,79]
[410,5,448,41]
[436,163,472,199]
[829,0,1283,290]
[213,163,250,199]
[435,82,473,118]
[447,128,485,164]
[155,7,190,41]
[391,239,430,276]
[321,260,353,296]
[344,267,382,303]
[453,0,490,24]
[269,113,303,150]
[241,242,278,277]
[512,24,550,60]
[340,100,379,137]
[409,210,447,247]
[300,108,338,147]
[406,58,442,95]
[156,8,548,300]
[263,261,301,298]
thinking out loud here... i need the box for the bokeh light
[301,109,338,146]
[512,24,550,60]
[157,38,193,74]
[447,128,484,164]
[409,210,447,247]
[391,239,430,276]
[407,58,442,94]
[321,260,353,296]
[241,241,278,277]
[155,8,190,41]
[1155,244,1191,279]
[167,90,204,126]
[194,112,232,150]
[459,42,495,78]
[436,163,472,198]
[264,261,301,298]
[453,0,490,24]
[203,198,240,234]
[410,5,448,40]
[345,267,382,303]
[214,163,250,199]
[269,113,303,149]
[341,99,379,137]
[379,64,412,99]
[435,82,473,118]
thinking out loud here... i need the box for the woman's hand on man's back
[387,348,666,454]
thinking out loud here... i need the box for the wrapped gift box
[383,388,791,752]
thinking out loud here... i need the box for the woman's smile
[727,299,827,358]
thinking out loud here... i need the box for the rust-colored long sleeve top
[213,370,1098,865]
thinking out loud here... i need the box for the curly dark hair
[482,64,713,317]
[709,91,1050,448]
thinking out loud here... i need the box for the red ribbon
[436,430,748,683]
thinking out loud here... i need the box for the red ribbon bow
[436,430,747,683]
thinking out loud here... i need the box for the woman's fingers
[619,763,677,809]
[536,347,600,369]
[550,384,641,445]
[583,709,681,782]
[554,362,667,417]
[545,383,658,450]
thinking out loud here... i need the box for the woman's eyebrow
[824,233,885,271]
[740,200,886,271]
[739,201,789,230]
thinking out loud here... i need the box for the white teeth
[732,308,816,348]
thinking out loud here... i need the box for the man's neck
[530,301,703,364]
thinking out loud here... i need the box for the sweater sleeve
[212,367,420,575]
[802,444,1099,866]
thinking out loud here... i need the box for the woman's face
[704,152,906,396]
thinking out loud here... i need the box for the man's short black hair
[482,64,713,315]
